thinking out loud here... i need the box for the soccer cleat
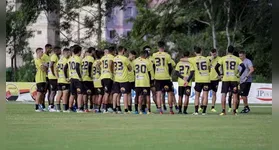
[127,111,132,114]
[228,108,232,113]
[112,111,117,114]
[56,110,62,112]
[49,108,57,112]
[233,112,238,116]
[103,110,109,114]
[63,110,70,113]
[160,111,163,115]
[211,108,217,112]
[219,112,226,116]
[117,111,122,114]
[133,111,139,114]
[236,109,239,113]
[240,108,250,113]
[147,112,153,115]
[170,111,174,115]
[202,113,206,115]
[76,110,84,113]
[139,111,143,115]
[35,109,42,112]
[84,109,90,113]
[42,108,47,112]
[178,111,182,114]
[198,108,202,113]
[183,112,188,115]
[175,105,179,111]
[107,108,114,113]
[192,112,199,115]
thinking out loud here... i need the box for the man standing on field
[152,41,174,114]
[238,51,254,113]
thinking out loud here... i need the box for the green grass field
[6,103,272,150]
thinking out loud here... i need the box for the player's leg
[155,80,163,114]
[228,91,232,112]
[183,86,191,114]
[232,82,239,115]
[201,84,210,115]
[162,92,167,111]
[112,82,119,113]
[240,82,251,113]
[144,88,151,114]
[150,86,157,109]
[166,81,174,114]
[127,83,132,112]
[211,81,218,112]
[220,82,229,115]
[82,82,88,112]
[55,84,63,112]
[75,80,84,112]
[62,85,70,112]
[178,87,184,114]
[49,79,58,112]
[97,89,104,113]
[35,83,45,112]
[138,89,143,114]
[193,83,202,115]
[121,82,130,114]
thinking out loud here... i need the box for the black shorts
[70,79,83,95]
[221,81,239,94]
[129,82,135,91]
[135,87,151,96]
[83,81,94,95]
[36,83,46,92]
[57,83,70,91]
[155,80,173,92]
[194,83,210,93]
[112,82,131,94]
[178,86,191,97]
[101,79,113,93]
[210,80,219,92]
[49,79,58,91]
[239,82,252,96]
[94,88,104,95]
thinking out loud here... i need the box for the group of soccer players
[34,41,254,115]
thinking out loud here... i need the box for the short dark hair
[118,46,124,52]
[53,46,61,51]
[158,41,165,48]
[63,48,70,52]
[140,50,148,56]
[86,47,95,53]
[96,50,104,59]
[73,45,82,54]
[108,46,115,53]
[228,45,234,53]
[183,51,190,57]
[36,47,43,53]
[45,44,52,48]
[143,45,151,51]
[239,50,246,55]
[194,46,202,54]
[130,50,137,55]
[211,48,217,53]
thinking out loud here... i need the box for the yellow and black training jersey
[134,57,153,87]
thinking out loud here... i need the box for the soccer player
[93,50,104,113]
[41,44,52,110]
[134,50,153,114]
[55,48,71,112]
[112,46,132,114]
[81,47,95,112]
[152,41,174,114]
[189,46,210,115]
[68,45,84,113]
[34,48,47,112]
[128,50,137,112]
[100,46,115,113]
[175,51,194,114]
[239,51,254,113]
[215,45,246,115]
[48,46,61,112]
[170,58,179,111]
[207,48,221,112]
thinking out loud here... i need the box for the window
[109,30,116,39]
[126,7,132,17]
[37,31,42,35]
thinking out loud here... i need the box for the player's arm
[148,62,154,83]
[88,62,93,79]
[167,56,173,75]
[63,63,69,79]
[246,60,254,77]
[76,61,82,79]
[50,61,56,76]
[215,63,222,76]
[109,59,114,73]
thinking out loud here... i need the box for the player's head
[140,50,149,58]
[45,44,52,54]
[108,46,115,54]
[182,51,190,58]
[227,45,234,54]
[96,50,104,59]
[73,45,82,56]
[86,47,95,56]
[63,48,71,58]
[129,50,137,60]
[118,46,125,55]
[104,48,109,55]
[194,46,202,55]
[53,46,61,55]
[158,41,165,50]
[210,48,217,57]
[239,50,246,60]
[143,45,151,57]
[36,47,44,58]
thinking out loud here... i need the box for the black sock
[66,104,69,110]
[222,109,225,113]
[63,104,67,111]
[175,105,178,109]
[202,106,207,113]
[179,105,182,112]
[42,103,46,109]
[245,106,250,110]
[56,104,61,110]
[104,104,107,111]
[113,108,117,112]
[35,104,39,110]
[148,108,151,112]
[156,104,158,109]
[233,109,236,113]
[90,105,93,109]
[125,109,128,112]
[142,105,146,112]
[163,105,167,110]
[170,107,173,112]
[183,106,188,112]
[128,105,132,111]
[135,104,138,112]
[228,96,232,108]
[211,106,215,109]
[195,105,198,113]
[117,106,121,111]
[200,105,204,110]
[84,104,88,110]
